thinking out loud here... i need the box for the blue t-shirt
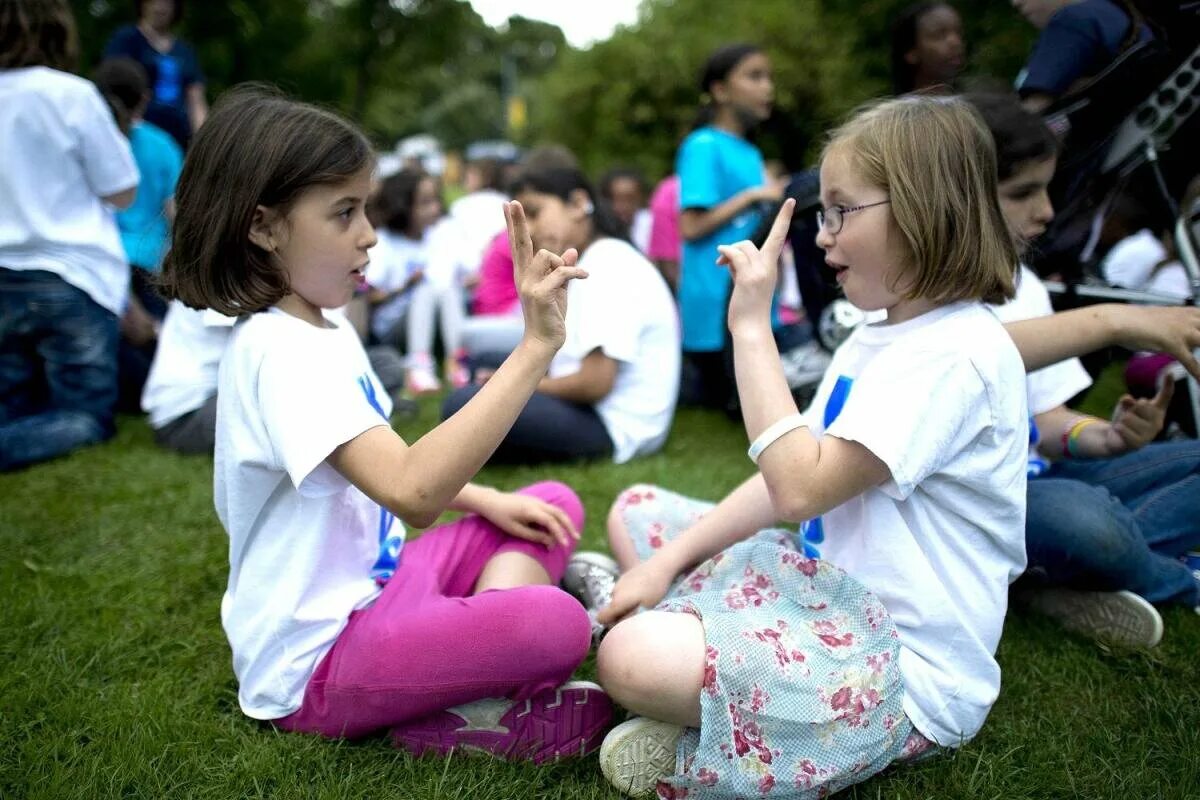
[1016,0,1149,98]
[676,126,766,352]
[118,121,182,271]
[104,25,204,148]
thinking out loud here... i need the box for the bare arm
[680,182,780,242]
[327,202,587,528]
[186,83,208,132]
[721,200,890,521]
[1004,304,1200,378]
[103,186,137,209]
[536,349,618,404]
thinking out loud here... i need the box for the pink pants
[276,481,591,739]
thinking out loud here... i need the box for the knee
[525,480,585,533]
[505,585,592,675]
[597,612,684,715]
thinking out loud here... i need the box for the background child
[92,55,184,410]
[0,0,140,471]
[889,2,967,95]
[968,91,1200,646]
[598,166,652,253]
[363,168,450,393]
[591,96,1029,798]
[157,85,612,758]
[443,167,680,465]
[676,43,783,410]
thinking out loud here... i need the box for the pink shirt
[647,175,681,263]
[471,231,519,316]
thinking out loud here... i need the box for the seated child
[443,167,681,465]
[156,85,613,759]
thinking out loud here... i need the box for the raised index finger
[761,198,796,264]
[505,201,534,272]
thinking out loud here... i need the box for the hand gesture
[479,490,580,549]
[595,558,677,626]
[717,198,795,335]
[1110,305,1200,379]
[1107,373,1175,453]
[506,201,588,351]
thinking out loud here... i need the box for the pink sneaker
[404,354,441,395]
[391,681,613,764]
[444,358,471,390]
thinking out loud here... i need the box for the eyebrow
[332,195,364,207]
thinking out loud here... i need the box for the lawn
[3,371,1199,800]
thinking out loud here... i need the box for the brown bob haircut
[823,95,1017,305]
[160,85,374,315]
[0,0,79,72]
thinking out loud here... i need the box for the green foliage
[528,0,1038,180]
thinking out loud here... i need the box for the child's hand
[477,490,580,549]
[718,199,795,336]
[1107,374,1175,453]
[596,558,676,625]
[506,201,588,352]
[1109,305,1200,379]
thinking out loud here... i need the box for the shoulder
[679,128,722,156]
[105,25,143,50]
[135,121,184,157]
[991,265,1053,322]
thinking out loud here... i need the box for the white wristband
[747,413,807,464]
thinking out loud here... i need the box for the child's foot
[562,551,620,645]
[444,356,470,391]
[599,717,683,798]
[405,353,441,395]
[1024,588,1163,648]
[391,680,614,764]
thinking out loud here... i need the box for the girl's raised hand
[506,201,588,352]
[718,198,795,335]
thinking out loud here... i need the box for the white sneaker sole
[1025,588,1163,648]
[599,717,682,798]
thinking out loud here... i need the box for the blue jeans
[0,268,120,471]
[1024,439,1200,607]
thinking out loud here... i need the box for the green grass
[3,383,1200,799]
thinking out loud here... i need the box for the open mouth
[828,260,849,283]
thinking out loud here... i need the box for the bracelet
[748,413,807,465]
[1061,416,1102,458]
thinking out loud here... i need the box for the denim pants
[1024,439,1200,607]
[0,268,120,471]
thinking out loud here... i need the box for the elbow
[385,490,442,529]
[106,186,137,210]
[765,478,811,524]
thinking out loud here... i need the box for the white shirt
[0,67,139,315]
[800,302,1028,747]
[548,238,681,463]
[990,266,1093,472]
[424,189,507,286]
[367,229,427,340]
[1102,228,1165,291]
[216,308,400,720]
[141,301,238,428]
[631,208,653,254]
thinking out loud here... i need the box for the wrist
[730,321,775,344]
[514,335,559,363]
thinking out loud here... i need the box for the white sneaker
[1024,588,1163,648]
[563,551,620,646]
[599,717,683,798]
[779,341,831,390]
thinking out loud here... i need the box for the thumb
[1153,372,1176,409]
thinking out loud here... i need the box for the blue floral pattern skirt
[614,484,935,799]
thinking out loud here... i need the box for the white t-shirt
[0,67,139,315]
[367,229,427,340]
[631,208,653,254]
[1102,228,1165,291]
[216,308,401,720]
[141,301,238,428]
[425,189,507,285]
[990,266,1093,473]
[800,302,1028,747]
[548,238,680,463]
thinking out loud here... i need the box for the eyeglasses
[816,200,890,235]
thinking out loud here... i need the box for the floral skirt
[614,484,935,800]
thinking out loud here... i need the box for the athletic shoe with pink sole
[391,680,614,764]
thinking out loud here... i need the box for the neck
[885,296,942,325]
[139,21,173,42]
[711,107,745,137]
[275,294,328,328]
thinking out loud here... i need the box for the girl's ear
[709,78,729,106]
[248,205,282,252]
[568,188,594,218]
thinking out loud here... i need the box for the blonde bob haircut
[822,95,1017,305]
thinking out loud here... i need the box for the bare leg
[607,495,643,572]
[473,550,552,593]
[597,610,704,727]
